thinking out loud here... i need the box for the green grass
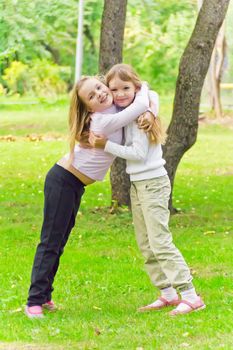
[0,97,233,349]
[0,96,69,137]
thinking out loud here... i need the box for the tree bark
[211,22,226,118]
[99,0,130,206]
[199,0,226,118]
[163,0,230,213]
[99,0,127,74]
[42,43,60,64]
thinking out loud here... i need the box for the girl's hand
[79,131,92,148]
[89,131,107,149]
[138,111,155,132]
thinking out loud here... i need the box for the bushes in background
[2,60,71,97]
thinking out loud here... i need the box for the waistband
[49,164,86,189]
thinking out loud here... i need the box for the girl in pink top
[25,76,152,318]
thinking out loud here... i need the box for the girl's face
[78,78,113,112]
[108,76,138,108]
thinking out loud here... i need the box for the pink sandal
[169,296,206,316]
[25,305,44,318]
[42,300,56,311]
[138,296,180,312]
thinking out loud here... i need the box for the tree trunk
[110,158,131,207]
[210,46,222,118]
[42,43,60,64]
[99,0,130,206]
[211,22,226,118]
[99,0,127,74]
[163,0,230,213]
[199,0,226,118]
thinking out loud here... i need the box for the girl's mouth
[115,98,128,104]
[100,94,108,103]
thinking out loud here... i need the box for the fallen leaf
[182,332,190,337]
[0,135,16,142]
[93,305,102,310]
[9,307,22,313]
[203,230,216,235]
[94,327,101,335]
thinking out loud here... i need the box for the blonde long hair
[68,77,92,164]
[106,64,165,144]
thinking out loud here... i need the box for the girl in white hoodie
[89,64,205,316]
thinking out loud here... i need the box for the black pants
[27,164,85,306]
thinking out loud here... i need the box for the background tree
[198,0,227,118]
[209,22,227,118]
[163,0,230,212]
[99,0,130,207]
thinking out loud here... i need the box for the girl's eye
[110,89,117,92]
[89,95,94,100]
[124,86,130,90]
[97,85,101,90]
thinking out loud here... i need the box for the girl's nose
[117,91,124,97]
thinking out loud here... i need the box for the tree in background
[163,0,230,212]
[198,0,227,118]
[98,0,230,210]
[99,0,130,207]
[209,22,227,118]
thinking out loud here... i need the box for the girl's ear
[135,87,140,92]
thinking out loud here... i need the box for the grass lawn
[0,98,233,349]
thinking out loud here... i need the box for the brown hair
[106,63,141,89]
[68,76,92,164]
[106,63,165,144]
[149,118,167,145]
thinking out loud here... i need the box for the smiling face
[108,75,138,108]
[78,78,113,112]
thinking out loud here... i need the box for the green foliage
[82,0,104,75]
[0,0,195,92]
[2,60,71,97]
[0,0,103,80]
[1,0,232,94]
[124,0,197,91]
[0,83,6,96]
[3,61,30,95]
[29,60,70,97]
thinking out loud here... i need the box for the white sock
[161,287,178,301]
[149,287,178,308]
[175,287,199,312]
[181,287,198,303]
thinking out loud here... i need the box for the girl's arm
[90,123,149,161]
[93,83,149,135]
[149,90,159,116]
[137,90,159,130]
